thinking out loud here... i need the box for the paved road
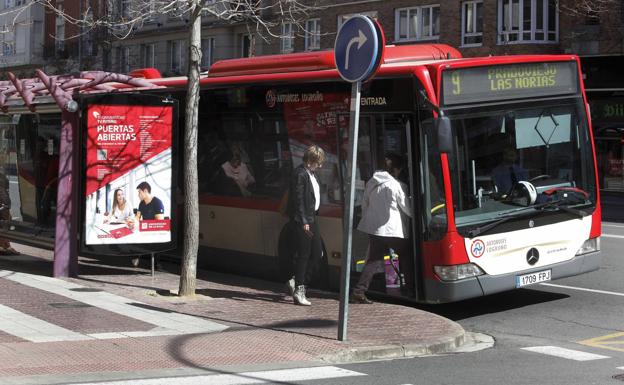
[4,224,623,385]
[316,222,624,385]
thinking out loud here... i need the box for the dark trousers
[292,221,322,287]
[354,235,413,295]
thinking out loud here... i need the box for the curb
[320,323,466,363]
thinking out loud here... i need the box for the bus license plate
[516,269,551,288]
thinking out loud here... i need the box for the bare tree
[12,0,318,296]
[559,0,619,17]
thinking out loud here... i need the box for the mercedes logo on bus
[526,248,540,265]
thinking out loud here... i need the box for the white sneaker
[293,285,311,306]
[285,276,295,296]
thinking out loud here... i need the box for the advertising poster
[84,103,173,246]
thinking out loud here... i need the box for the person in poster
[134,181,165,222]
[104,188,134,225]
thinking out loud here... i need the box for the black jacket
[287,164,317,225]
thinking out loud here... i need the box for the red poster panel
[84,103,173,246]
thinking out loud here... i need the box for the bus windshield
[445,97,597,234]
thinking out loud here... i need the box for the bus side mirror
[436,116,453,154]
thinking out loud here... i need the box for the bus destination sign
[442,61,578,106]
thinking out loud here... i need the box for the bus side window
[197,118,230,196]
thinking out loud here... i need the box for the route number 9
[451,72,461,95]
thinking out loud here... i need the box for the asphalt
[0,243,466,383]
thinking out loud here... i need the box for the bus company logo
[265,89,277,108]
[526,247,540,265]
[92,110,101,119]
[470,239,485,258]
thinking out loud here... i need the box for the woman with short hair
[286,145,326,306]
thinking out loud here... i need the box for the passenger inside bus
[221,145,256,197]
[221,144,255,197]
[491,147,528,194]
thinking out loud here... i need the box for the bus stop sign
[334,15,385,83]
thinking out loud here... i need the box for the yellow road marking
[578,332,624,353]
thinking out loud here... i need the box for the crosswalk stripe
[69,366,366,385]
[539,283,624,297]
[521,346,610,361]
[0,270,228,339]
[0,304,92,343]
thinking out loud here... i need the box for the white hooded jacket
[357,171,412,238]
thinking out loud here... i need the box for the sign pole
[338,80,362,341]
[333,14,384,342]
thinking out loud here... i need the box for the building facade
[0,0,45,76]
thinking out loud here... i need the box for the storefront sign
[590,99,624,122]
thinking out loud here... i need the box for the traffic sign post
[335,16,385,342]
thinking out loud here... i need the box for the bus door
[338,113,423,298]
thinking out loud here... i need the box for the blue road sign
[334,16,384,83]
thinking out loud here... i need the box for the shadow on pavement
[267,318,337,329]
[195,288,289,303]
[418,288,570,321]
[165,333,307,385]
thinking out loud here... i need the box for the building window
[395,5,440,42]
[169,39,184,72]
[281,23,294,53]
[55,1,65,51]
[119,0,131,19]
[2,42,13,56]
[241,34,252,57]
[4,0,12,8]
[337,11,378,30]
[201,37,214,68]
[462,1,483,46]
[82,7,94,57]
[142,43,155,68]
[145,2,157,23]
[118,46,130,73]
[498,0,558,43]
[304,19,321,51]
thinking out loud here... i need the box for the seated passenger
[221,148,255,197]
[491,147,528,194]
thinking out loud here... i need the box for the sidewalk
[0,244,465,383]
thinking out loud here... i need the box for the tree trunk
[179,0,202,297]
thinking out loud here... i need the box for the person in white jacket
[351,153,412,304]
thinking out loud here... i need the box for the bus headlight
[576,237,600,256]
[434,263,484,281]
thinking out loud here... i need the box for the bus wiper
[468,200,576,238]
[539,200,589,219]
[467,199,585,238]
[467,206,542,238]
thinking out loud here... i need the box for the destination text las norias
[442,61,578,105]
[487,64,557,90]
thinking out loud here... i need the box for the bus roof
[0,44,580,112]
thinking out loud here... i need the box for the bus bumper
[423,251,602,303]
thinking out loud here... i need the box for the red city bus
[4,43,602,303]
